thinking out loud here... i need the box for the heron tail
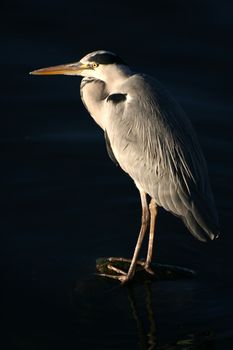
[182,212,219,242]
[182,195,220,242]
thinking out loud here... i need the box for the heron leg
[107,197,157,275]
[99,190,149,283]
[144,198,157,274]
[97,190,149,284]
[123,190,149,282]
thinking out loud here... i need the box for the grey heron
[31,50,220,283]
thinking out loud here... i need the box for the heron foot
[108,257,155,275]
[107,264,127,276]
[96,260,134,284]
[96,257,155,283]
[96,271,130,284]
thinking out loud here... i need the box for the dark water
[1,0,233,349]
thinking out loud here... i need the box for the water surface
[1,1,233,348]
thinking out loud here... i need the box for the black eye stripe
[88,53,126,65]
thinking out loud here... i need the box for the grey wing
[106,74,219,241]
[104,130,119,166]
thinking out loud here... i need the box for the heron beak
[30,62,90,76]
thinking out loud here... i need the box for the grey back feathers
[104,74,219,241]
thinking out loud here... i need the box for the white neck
[80,65,132,129]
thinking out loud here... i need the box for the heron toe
[108,257,155,276]
[142,264,155,275]
[97,272,131,284]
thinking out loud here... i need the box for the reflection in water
[127,282,214,350]
[128,283,156,349]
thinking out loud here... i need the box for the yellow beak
[30,62,90,76]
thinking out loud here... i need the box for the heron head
[30,50,130,81]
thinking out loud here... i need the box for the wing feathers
[105,74,219,241]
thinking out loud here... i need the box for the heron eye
[92,62,99,68]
